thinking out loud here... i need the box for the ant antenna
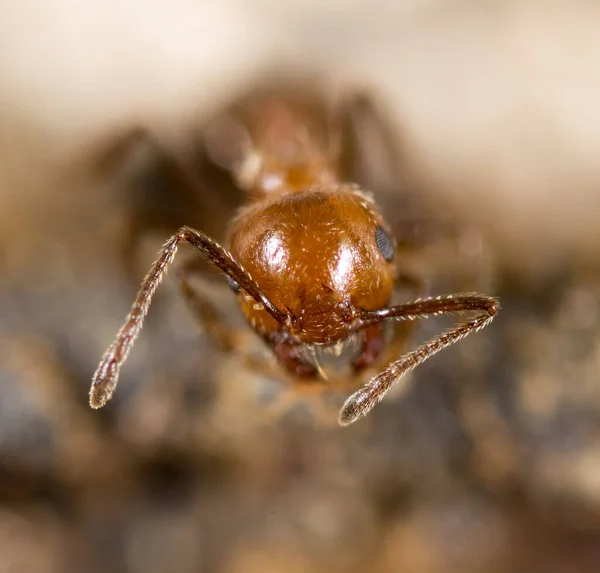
[339,293,500,425]
[90,226,285,409]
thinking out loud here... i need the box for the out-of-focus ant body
[90,84,499,426]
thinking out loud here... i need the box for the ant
[89,84,500,426]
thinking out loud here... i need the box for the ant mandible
[89,87,500,426]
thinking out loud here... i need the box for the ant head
[228,186,397,344]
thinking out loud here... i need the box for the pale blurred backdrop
[1,1,600,572]
[2,0,600,268]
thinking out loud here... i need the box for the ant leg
[336,91,405,195]
[339,293,500,426]
[179,262,319,378]
[178,259,318,377]
[177,258,241,352]
[90,226,286,409]
[99,126,235,279]
[98,127,193,281]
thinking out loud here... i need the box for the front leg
[177,256,247,353]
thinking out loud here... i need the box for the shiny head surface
[227,185,397,344]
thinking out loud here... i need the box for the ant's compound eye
[375,225,394,262]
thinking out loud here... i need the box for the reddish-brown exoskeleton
[90,85,500,426]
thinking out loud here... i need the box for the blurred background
[1,1,600,572]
